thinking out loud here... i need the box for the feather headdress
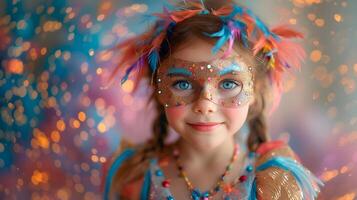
[110,1,305,108]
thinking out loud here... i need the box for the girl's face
[158,37,255,149]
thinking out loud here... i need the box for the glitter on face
[156,55,254,108]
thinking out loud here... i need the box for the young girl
[103,1,323,199]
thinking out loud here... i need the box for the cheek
[165,106,187,125]
[222,105,250,131]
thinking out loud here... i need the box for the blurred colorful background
[0,0,356,199]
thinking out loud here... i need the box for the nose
[192,88,217,114]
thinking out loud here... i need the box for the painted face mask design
[155,55,254,108]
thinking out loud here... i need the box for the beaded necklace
[173,144,240,200]
[148,147,257,200]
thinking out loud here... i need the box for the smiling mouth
[187,122,223,132]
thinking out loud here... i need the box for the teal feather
[148,50,160,72]
[245,9,271,37]
[205,25,230,54]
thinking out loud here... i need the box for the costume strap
[140,168,151,200]
[103,148,136,200]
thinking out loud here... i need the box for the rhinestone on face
[207,64,211,69]
[158,90,162,94]
[158,78,161,82]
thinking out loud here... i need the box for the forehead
[169,36,256,65]
[161,56,251,74]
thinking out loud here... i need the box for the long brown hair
[107,0,272,197]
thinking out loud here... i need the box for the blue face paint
[218,64,242,76]
[166,67,193,77]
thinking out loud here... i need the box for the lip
[187,122,223,132]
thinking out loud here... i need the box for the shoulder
[104,144,151,200]
[252,140,323,200]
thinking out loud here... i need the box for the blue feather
[121,62,138,85]
[148,50,160,72]
[233,20,246,30]
[205,25,231,54]
[212,34,229,54]
[120,56,145,85]
[230,5,244,17]
[245,9,271,37]
[221,5,244,22]
[256,156,324,199]
[271,32,281,41]
[205,26,226,37]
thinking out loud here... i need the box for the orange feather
[271,25,304,39]
[253,36,267,55]
[212,5,233,16]
[170,9,203,22]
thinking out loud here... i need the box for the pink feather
[274,39,306,70]
[222,35,235,59]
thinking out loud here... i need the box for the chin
[189,135,227,150]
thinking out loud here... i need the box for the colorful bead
[202,191,209,197]
[239,175,247,182]
[246,165,253,172]
[173,144,240,199]
[162,180,170,188]
[155,169,163,176]
[223,184,233,193]
[191,189,200,200]
[166,195,174,200]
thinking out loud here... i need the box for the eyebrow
[166,67,192,77]
[218,64,242,76]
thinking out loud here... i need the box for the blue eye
[220,80,240,90]
[172,80,192,90]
